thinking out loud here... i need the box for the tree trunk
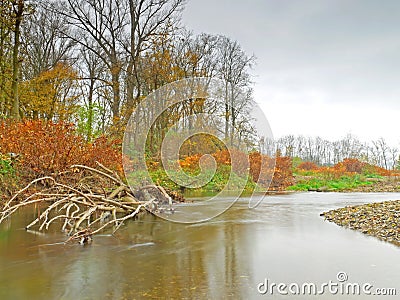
[110,63,121,120]
[87,77,95,141]
[224,84,229,142]
[11,0,24,120]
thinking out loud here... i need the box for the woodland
[1,1,399,242]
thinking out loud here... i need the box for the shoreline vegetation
[290,174,400,193]
[1,121,400,199]
[0,0,398,251]
[1,121,399,244]
[288,159,400,193]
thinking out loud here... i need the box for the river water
[0,192,399,299]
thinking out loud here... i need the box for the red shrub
[362,163,392,176]
[179,149,293,191]
[212,149,249,175]
[298,161,319,171]
[0,120,122,180]
[249,152,293,190]
[213,150,231,165]
[249,152,262,182]
[337,158,365,173]
[229,150,249,175]
[270,156,293,190]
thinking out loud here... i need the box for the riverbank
[321,200,400,247]
[340,177,400,192]
[288,174,400,193]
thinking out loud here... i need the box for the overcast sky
[182,0,400,146]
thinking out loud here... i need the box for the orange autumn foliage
[179,154,203,170]
[0,120,122,181]
[179,149,293,190]
[295,158,397,178]
[298,161,319,171]
[335,158,365,173]
[362,163,392,176]
[270,156,293,190]
[20,63,80,121]
[213,149,249,175]
[248,152,273,186]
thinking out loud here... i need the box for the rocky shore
[321,200,400,247]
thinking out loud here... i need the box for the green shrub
[0,155,14,176]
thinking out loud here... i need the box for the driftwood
[0,162,182,244]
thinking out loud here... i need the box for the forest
[0,2,398,299]
[1,0,255,140]
[1,0,399,202]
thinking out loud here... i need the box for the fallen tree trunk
[0,162,183,244]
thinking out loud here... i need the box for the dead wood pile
[0,162,184,244]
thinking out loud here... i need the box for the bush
[270,156,294,190]
[336,158,364,173]
[362,163,391,177]
[0,154,14,176]
[0,153,18,201]
[0,120,122,182]
[298,161,319,171]
[179,150,293,191]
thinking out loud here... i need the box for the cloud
[183,0,400,145]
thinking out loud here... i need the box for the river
[0,192,399,299]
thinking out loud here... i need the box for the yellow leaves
[143,47,180,85]
[185,51,199,66]
[20,62,80,120]
[141,33,205,90]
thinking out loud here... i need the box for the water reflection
[1,192,400,299]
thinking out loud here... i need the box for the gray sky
[182,0,400,146]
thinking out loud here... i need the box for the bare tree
[124,0,185,118]
[217,35,255,146]
[278,135,295,157]
[373,138,389,169]
[77,43,109,140]
[390,147,399,170]
[22,4,74,79]
[57,0,128,121]
[279,133,396,170]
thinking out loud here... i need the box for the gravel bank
[321,200,400,247]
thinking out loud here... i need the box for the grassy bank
[289,174,400,192]
[288,158,400,192]
[288,174,374,191]
[127,165,262,195]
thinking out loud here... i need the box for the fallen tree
[0,162,183,244]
